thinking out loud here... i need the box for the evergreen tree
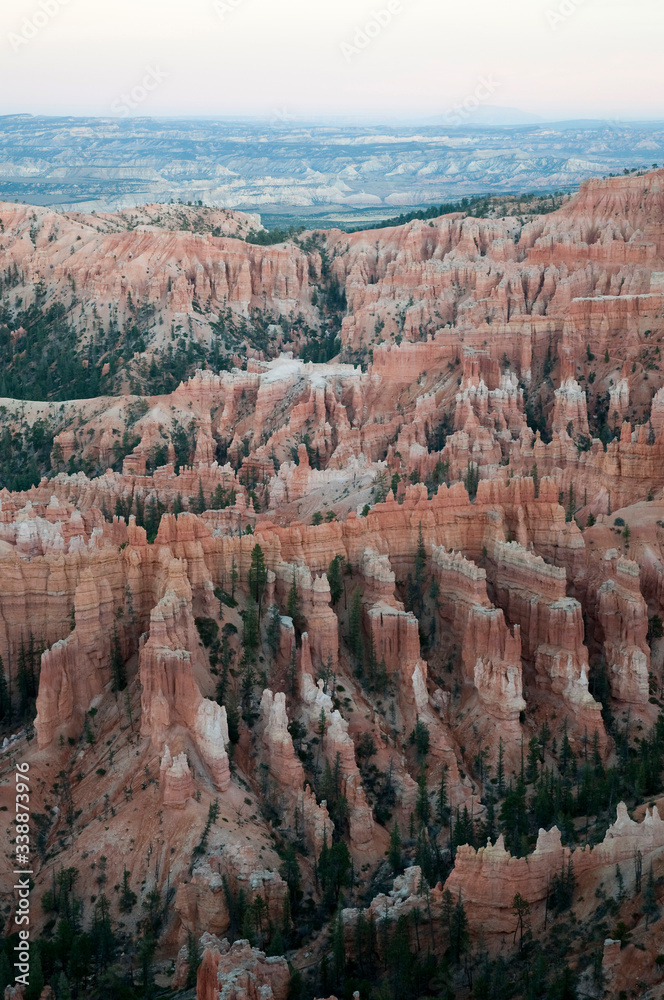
[195,478,206,514]
[436,764,449,826]
[110,626,127,692]
[230,555,238,599]
[211,484,225,509]
[388,821,402,873]
[266,604,281,655]
[119,867,137,913]
[248,543,268,616]
[287,574,304,637]
[327,555,344,605]
[186,932,201,987]
[348,586,363,662]
[499,780,528,856]
[416,771,430,828]
[279,845,302,911]
[643,865,658,928]
[512,892,530,950]
[449,894,470,963]
[526,735,541,784]
[243,599,259,652]
[332,905,346,986]
[0,656,10,722]
[414,522,427,615]
[25,946,43,1000]
[496,737,505,796]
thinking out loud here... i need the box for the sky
[0,0,662,122]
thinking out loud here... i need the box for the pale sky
[0,0,661,121]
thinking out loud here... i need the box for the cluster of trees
[0,865,170,999]
[0,414,58,491]
[0,290,114,402]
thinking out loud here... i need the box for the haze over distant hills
[0,114,662,224]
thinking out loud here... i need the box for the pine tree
[436,765,449,826]
[526,735,541,784]
[211,484,225,509]
[643,865,658,928]
[512,892,530,950]
[287,574,304,637]
[560,720,574,776]
[450,894,470,963]
[414,522,427,615]
[266,604,281,655]
[566,484,576,522]
[332,904,346,986]
[327,555,344,605]
[230,555,238,600]
[0,656,9,722]
[416,771,430,828]
[248,543,268,616]
[496,737,505,795]
[195,478,206,514]
[186,932,201,987]
[119,866,137,913]
[111,626,127,692]
[348,586,363,662]
[17,636,30,716]
[388,822,402,872]
[279,845,301,910]
[25,946,43,1000]
[56,972,71,1000]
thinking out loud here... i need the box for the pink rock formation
[490,540,604,735]
[444,802,664,937]
[139,558,230,791]
[35,569,117,747]
[324,710,375,854]
[431,545,525,722]
[160,745,195,808]
[197,934,289,1000]
[595,550,650,704]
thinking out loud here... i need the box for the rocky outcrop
[139,558,230,791]
[160,745,195,808]
[324,710,375,855]
[258,688,334,854]
[431,546,525,722]
[177,847,288,942]
[35,569,117,748]
[444,802,664,936]
[595,550,650,704]
[197,934,289,1000]
[490,541,604,735]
